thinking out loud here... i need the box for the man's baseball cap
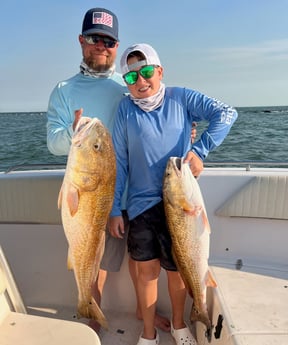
[120,43,162,75]
[82,8,119,41]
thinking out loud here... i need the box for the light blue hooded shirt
[46,71,128,209]
[46,72,127,155]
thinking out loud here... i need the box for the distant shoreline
[1,105,288,115]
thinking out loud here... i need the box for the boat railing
[203,161,288,171]
[2,161,288,174]
[3,163,67,174]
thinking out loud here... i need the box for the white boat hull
[0,167,287,344]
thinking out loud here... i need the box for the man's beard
[84,57,112,72]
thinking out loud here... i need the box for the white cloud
[206,39,288,63]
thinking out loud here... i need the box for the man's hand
[191,122,197,143]
[73,108,84,131]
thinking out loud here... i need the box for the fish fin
[190,304,200,323]
[67,248,73,270]
[190,304,211,332]
[183,203,202,217]
[206,270,217,288]
[57,184,63,209]
[66,184,80,216]
[201,210,211,233]
[77,296,108,330]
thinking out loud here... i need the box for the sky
[1,0,288,112]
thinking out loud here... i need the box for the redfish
[58,117,116,329]
[163,157,217,341]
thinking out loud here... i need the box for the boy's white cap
[120,43,161,75]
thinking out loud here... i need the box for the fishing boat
[0,162,287,345]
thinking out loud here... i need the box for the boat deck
[197,264,288,345]
[98,310,178,345]
[24,307,186,345]
[8,263,287,345]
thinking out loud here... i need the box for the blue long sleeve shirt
[46,72,127,155]
[111,87,238,220]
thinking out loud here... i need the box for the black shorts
[128,202,177,271]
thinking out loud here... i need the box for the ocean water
[0,106,288,172]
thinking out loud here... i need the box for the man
[46,7,170,332]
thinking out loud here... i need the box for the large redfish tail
[77,297,108,329]
[190,306,212,342]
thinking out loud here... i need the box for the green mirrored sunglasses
[123,65,157,85]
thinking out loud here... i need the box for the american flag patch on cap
[93,12,113,27]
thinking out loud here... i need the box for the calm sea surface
[0,106,288,172]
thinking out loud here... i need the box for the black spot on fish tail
[206,324,213,343]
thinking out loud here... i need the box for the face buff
[80,60,116,78]
[130,82,165,112]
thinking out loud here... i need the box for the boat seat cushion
[215,176,288,220]
[0,245,101,345]
[0,174,62,224]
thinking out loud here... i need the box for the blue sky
[1,0,288,111]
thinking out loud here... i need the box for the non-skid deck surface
[99,310,178,345]
[28,307,196,345]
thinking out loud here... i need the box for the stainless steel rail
[3,163,66,174]
[204,161,288,171]
[2,161,288,174]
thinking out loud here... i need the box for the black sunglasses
[83,35,117,48]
